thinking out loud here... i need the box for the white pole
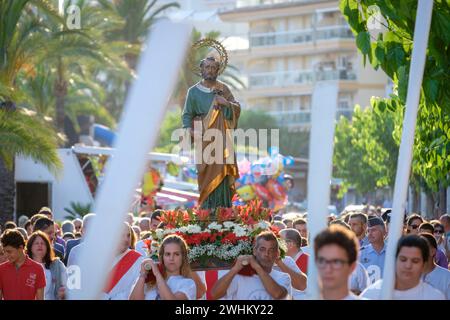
[67,21,192,299]
[306,82,339,299]
[380,0,433,300]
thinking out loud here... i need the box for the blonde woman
[129,235,204,300]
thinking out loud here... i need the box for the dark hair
[38,206,52,216]
[199,56,219,69]
[280,228,302,248]
[255,231,279,250]
[4,221,17,230]
[430,220,443,230]
[301,237,308,247]
[33,217,54,232]
[63,232,75,240]
[395,235,429,262]
[140,231,152,240]
[349,212,368,224]
[272,215,282,222]
[26,231,55,269]
[418,222,434,234]
[293,218,307,227]
[30,213,48,226]
[151,209,163,222]
[24,220,32,231]
[420,233,438,250]
[1,229,25,249]
[329,219,351,230]
[407,214,424,226]
[314,225,359,264]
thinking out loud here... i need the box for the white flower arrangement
[207,222,223,231]
[188,240,253,262]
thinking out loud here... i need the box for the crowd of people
[0,205,449,300]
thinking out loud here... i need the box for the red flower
[221,232,238,244]
[143,239,152,249]
[194,208,210,222]
[217,207,234,223]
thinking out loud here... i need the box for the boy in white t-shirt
[362,234,445,300]
[210,231,292,300]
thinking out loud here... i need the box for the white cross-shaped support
[67,21,192,299]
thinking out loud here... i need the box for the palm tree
[0,0,64,223]
[35,1,132,136]
[0,107,62,225]
[97,0,180,119]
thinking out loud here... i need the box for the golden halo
[188,38,228,77]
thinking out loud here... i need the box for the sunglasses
[434,229,444,234]
[409,224,420,229]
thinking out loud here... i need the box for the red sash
[205,270,219,300]
[295,252,309,273]
[104,250,141,293]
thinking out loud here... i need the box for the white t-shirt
[101,250,143,300]
[226,269,292,300]
[423,266,450,300]
[43,266,55,300]
[135,240,148,257]
[361,279,445,300]
[301,246,312,256]
[144,275,196,300]
[349,262,370,294]
[273,256,304,300]
[67,243,84,267]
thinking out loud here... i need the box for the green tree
[98,0,180,120]
[333,103,399,198]
[340,0,450,214]
[0,0,63,223]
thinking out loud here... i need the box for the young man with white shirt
[361,235,445,300]
[211,231,292,300]
[314,224,362,300]
[329,220,370,295]
[420,233,450,300]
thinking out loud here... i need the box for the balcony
[236,0,305,8]
[265,109,353,126]
[249,25,353,48]
[267,110,311,125]
[249,69,357,88]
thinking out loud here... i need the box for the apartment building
[219,0,388,131]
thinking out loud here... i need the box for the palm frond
[0,108,62,173]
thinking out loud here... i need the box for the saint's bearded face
[201,59,219,81]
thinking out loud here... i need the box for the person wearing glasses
[361,235,444,300]
[419,222,448,269]
[430,220,446,253]
[314,224,362,300]
[420,233,450,299]
[406,214,424,235]
[359,217,387,284]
